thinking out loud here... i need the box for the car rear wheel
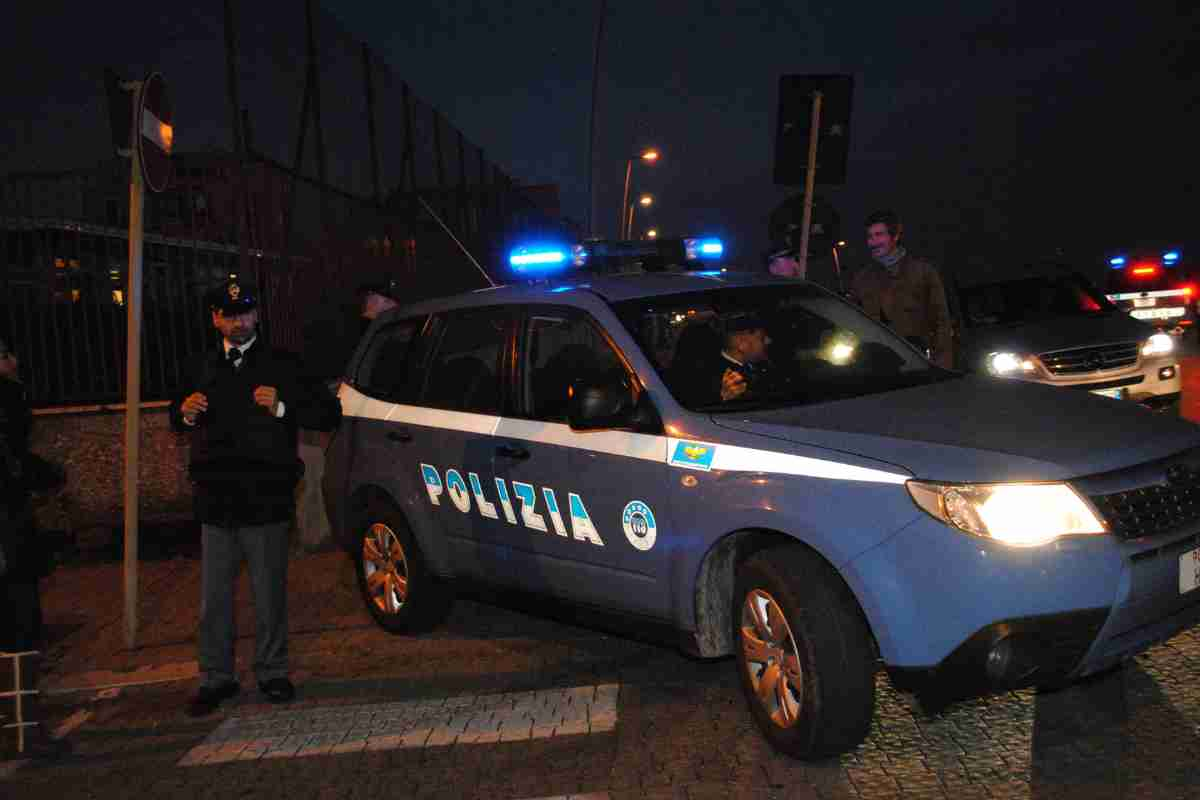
[733,545,876,759]
[355,503,452,634]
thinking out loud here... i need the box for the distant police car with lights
[323,239,1200,760]
[1105,247,1197,335]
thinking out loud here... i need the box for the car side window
[354,317,427,403]
[525,310,629,422]
[422,307,511,415]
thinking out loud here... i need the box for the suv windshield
[613,285,952,412]
[958,273,1115,328]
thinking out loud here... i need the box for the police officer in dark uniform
[172,280,340,716]
[358,278,402,336]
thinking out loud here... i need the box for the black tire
[733,545,876,759]
[354,502,453,634]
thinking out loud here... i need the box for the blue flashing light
[1163,250,1181,264]
[508,244,571,276]
[694,270,724,277]
[684,237,725,260]
[549,285,575,293]
[1109,255,1126,268]
[511,250,566,267]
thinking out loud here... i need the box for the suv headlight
[986,351,1037,376]
[1141,333,1174,357]
[907,481,1106,547]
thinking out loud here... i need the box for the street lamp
[646,228,658,239]
[627,193,654,237]
[620,149,659,238]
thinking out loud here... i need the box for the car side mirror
[567,371,659,432]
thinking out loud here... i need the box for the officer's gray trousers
[198,522,290,687]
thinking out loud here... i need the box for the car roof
[381,271,804,319]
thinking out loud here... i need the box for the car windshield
[613,284,954,412]
[958,273,1115,328]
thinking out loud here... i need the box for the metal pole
[124,80,145,650]
[831,245,844,293]
[362,44,382,206]
[627,203,635,241]
[619,158,632,238]
[586,0,608,237]
[797,90,823,280]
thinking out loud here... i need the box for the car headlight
[907,481,1106,547]
[986,351,1037,376]
[1141,333,1174,357]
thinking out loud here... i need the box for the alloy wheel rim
[362,523,409,615]
[739,588,804,728]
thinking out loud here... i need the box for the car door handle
[386,429,413,443]
[496,444,530,460]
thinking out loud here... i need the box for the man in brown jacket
[849,210,954,369]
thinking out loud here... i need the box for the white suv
[955,270,1180,411]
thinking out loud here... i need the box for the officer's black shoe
[187,681,240,717]
[258,677,295,704]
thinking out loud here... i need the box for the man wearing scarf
[849,210,954,369]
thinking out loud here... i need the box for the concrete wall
[29,405,193,534]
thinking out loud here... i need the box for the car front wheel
[733,545,877,759]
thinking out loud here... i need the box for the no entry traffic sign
[136,72,173,193]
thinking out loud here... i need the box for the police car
[1104,248,1196,335]
[324,240,1200,759]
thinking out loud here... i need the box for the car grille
[1088,468,1200,541]
[1039,341,1140,376]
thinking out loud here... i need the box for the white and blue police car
[323,240,1200,759]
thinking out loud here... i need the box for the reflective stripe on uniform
[339,384,911,485]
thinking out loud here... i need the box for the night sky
[3,1,1197,284]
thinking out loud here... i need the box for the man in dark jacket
[171,280,340,716]
[849,210,954,369]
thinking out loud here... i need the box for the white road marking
[178,684,620,766]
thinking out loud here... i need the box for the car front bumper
[846,516,1200,702]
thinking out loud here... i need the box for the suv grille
[1088,467,1200,541]
[1039,342,1139,376]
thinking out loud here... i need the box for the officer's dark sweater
[170,341,341,526]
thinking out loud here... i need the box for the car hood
[961,311,1155,359]
[710,375,1200,483]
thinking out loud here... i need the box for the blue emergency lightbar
[1163,250,1181,264]
[684,237,725,260]
[508,244,570,276]
[1109,256,1126,268]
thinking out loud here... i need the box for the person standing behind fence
[172,280,340,717]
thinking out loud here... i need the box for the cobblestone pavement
[6,545,1200,799]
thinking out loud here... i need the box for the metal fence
[1,0,569,407]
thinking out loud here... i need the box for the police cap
[724,311,769,334]
[210,279,258,314]
[359,277,403,302]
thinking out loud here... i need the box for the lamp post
[646,227,658,240]
[627,193,653,239]
[832,240,848,293]
[619,149,658,238]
